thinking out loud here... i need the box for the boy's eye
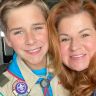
[13,30,23,35]
[33,26,43,31]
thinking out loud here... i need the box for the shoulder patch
[0,74,9,87]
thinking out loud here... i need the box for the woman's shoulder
[51,76,70,96]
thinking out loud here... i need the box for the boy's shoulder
[0,64,10,87]
[0,68,16,88]
[0,70,17,95]
[0,64,9,74]
[0,72,10,87]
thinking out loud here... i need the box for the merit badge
[40,79,50,88]
[12,80,30,96]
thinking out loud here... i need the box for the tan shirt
[0,57,70,96]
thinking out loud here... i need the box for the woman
[48,0,96,96]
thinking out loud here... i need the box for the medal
[12,80,30,96]
[40,79,50,88]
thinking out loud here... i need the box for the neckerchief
[8,53,53,96]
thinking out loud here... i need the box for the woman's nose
[70,38,82,51]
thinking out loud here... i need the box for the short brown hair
[0,0,49,33]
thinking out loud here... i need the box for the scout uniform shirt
[0,54,70,96]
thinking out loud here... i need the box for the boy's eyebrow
[8,23,46,32]
[32,22,46,26]
[8,27,22,32]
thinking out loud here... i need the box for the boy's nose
[25,32,36,45]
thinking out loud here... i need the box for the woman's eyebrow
[59,33,69,36]
[79,28,91,33]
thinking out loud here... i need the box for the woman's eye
[81,33,90,38]
[33,26,43,31]
[60,37,70,42]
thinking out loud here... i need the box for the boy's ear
[4,37,12,47]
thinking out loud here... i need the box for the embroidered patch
[0,92,4,96]
[12,80,30,96]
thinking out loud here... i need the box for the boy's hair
[0,0,49,33]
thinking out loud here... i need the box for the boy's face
[6,4,49,69]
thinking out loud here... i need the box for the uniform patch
[0,74,9,87]
[12,80,30,96]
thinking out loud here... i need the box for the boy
[0,0,69,96]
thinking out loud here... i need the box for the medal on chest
[12,80,30,96]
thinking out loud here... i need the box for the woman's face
[58,12,96,71]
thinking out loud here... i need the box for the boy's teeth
[28,48,40,52]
